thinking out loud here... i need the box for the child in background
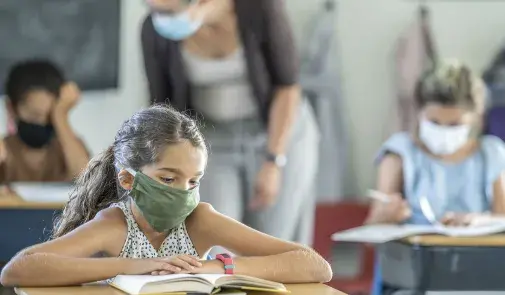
[0,105,332,287]
[367,59,505,294]
[0,60,89,183]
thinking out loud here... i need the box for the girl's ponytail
[52,146,119,239]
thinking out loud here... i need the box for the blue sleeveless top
[371,133,505,295]
[376,132,505,224]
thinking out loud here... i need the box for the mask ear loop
[124,168,137,177]
[121,168,137,204]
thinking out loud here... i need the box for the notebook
[332,222,505,244]
[9,182,72,203]
[109,273,288,295]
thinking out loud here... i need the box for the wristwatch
[266,152,287,168]
[216,253,235,275]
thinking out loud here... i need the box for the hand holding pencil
[366,190,411,224]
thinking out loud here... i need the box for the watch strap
[216,253,234,275]
[265,152,287,167]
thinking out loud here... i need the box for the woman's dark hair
[5,59,65,107]
[52,105,207,239]
[415,59,486,114]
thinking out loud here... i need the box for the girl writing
[367,59,505,294]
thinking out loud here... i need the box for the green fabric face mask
[126,168,199,233]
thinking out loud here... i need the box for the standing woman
[141,0,320,245]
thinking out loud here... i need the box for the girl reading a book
[366,59,505,294]
[0,106,332,287]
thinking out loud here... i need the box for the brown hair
[52,105,207,239]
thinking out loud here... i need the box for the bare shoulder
[93,207,128,236]
[187,203,216,226]
[84,207,128,256]
[186,203,221,234]
[193,202,216,215]
[96,206,128,223]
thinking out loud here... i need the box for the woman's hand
[440,212,494,227]
[250,162,282,210]
[146,255,203,275]
[367,193,411,224]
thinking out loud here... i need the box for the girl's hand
[56,82,81,112]
[150,255,203,275]
[52,82,81,121]
[441,212,493,227]
[369,193,411,224]
[187,260,225,275]
[124,255,202,276]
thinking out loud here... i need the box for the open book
[332,222,505,244]
[109,274,288,295]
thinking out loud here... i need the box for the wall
[289,0,505,195]
[3,0,505,195]
[0,0,149,155]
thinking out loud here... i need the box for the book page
[332,224,437,243]
[111,274,214,295]
[195,274,228,285]
[10,182,73,203]
[113,274,197,285]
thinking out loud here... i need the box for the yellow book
[109,274,288,295]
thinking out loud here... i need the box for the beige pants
[199,100,320,256]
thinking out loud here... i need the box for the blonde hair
[415,58,486,114]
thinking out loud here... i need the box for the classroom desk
[15,284,347,295]
[0,193,65,210]
[0,193,65,262]
[405,234,505,247]
[379,235,505,294]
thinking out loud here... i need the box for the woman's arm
[249,0,302,209]
[141,15,169,105]
[261,0,301,156]
[365,153,411,224]
[187,203,332,283]
[0,210,169,287]
[267,86,301,156]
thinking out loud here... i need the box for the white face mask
[419,119,471,155]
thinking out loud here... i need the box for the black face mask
[17,120,55,149]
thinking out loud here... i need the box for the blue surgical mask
[152,12,202,41]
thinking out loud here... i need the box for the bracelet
[215,253,234,275]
